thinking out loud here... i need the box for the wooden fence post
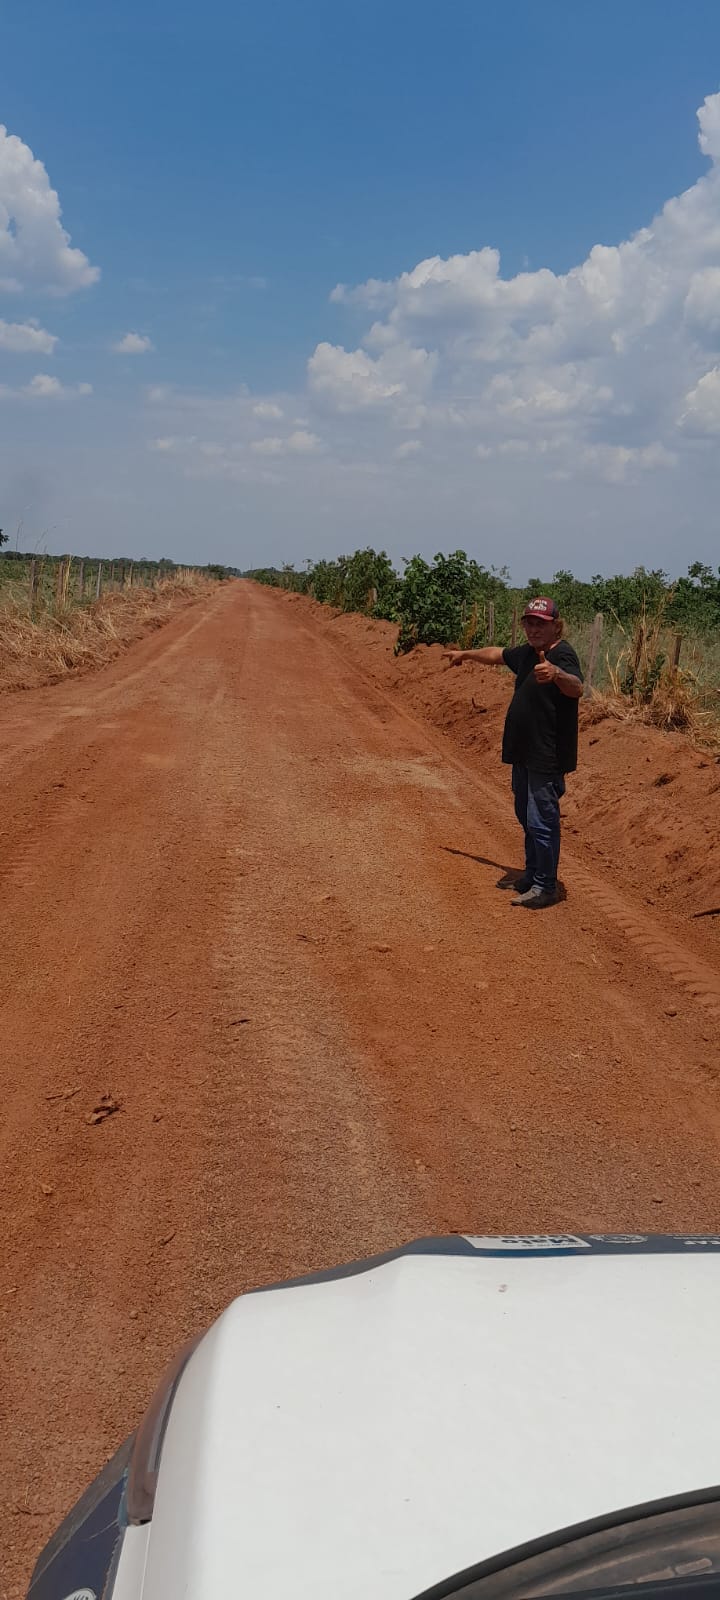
[127,562,134,588]
[95,561,103,600]
[110,563,116,587]
[631,624,645,685]
[672,633,683,671]
[584,611,604,698]
[77,559,85,600]
[28,559,37,613]
[487,600,495,643]
[55,560,65,608]
[511,608,518,647]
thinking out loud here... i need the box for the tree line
[244,549,720,653]
[0,546,239,584]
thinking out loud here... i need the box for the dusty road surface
[2,580,719,1595]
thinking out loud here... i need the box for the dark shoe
[511,885,559,909]
[497,874,532,892]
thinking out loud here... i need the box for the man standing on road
[444,597,583,909]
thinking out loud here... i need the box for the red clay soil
[2,581,719,1597]
[308,598,720,949]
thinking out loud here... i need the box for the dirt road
[2,581,719,1595]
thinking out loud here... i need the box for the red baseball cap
[521,596,559,621]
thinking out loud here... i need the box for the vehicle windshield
[414,1494,720,1600]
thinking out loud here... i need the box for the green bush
[246,550,720,662]
[395,551,512,653]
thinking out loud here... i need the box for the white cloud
[330,277,395,310]
[25,373,63,397]
[308,343,401,407]
[250,430,322,456]
[485,365,614,419]
[300,88,720,526]
[251,435,285,455]
[684,267,720,335]
[0,124,99,294]
[577,441,677,483]
[287,429,321,453]
[253,400,284,420]
[0,372,92,400]
[308,339,436,411]
[149,436,181,453]
[0,317,57,354]
[679,365,720,434]
[25,373,92,398]
[698,91,720,161]
[37,89,720,575]
[474,435,674,481]
[475,438,531,459]
[112,331,154,354]
[325,92,720,381]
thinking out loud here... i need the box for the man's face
[522,615,560,651]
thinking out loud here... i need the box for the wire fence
[0,557,199,617]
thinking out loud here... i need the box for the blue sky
[2,1,720,576]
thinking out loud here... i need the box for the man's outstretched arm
[443,647,506,667]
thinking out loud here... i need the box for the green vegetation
[244,551,400,617]
[246,549,719,656]
[245,548,720,736]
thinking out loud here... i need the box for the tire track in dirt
[3,580,720,1599]
[194,601,430,1293]
[0,749,100,892]
[191,609,423,1291]
[569,867,720,1022]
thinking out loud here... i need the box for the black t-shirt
[501,641,583,773]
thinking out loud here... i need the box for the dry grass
[582,685,719,751]
[608,601,714,739]
[572,616,720,693]
[0,570,216,694]
[580,600,720,750]
[641,669,714,737]
[459,603,479,651]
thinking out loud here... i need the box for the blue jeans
[511,766,566,893]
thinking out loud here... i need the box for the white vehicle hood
[139,1237,720,1600]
